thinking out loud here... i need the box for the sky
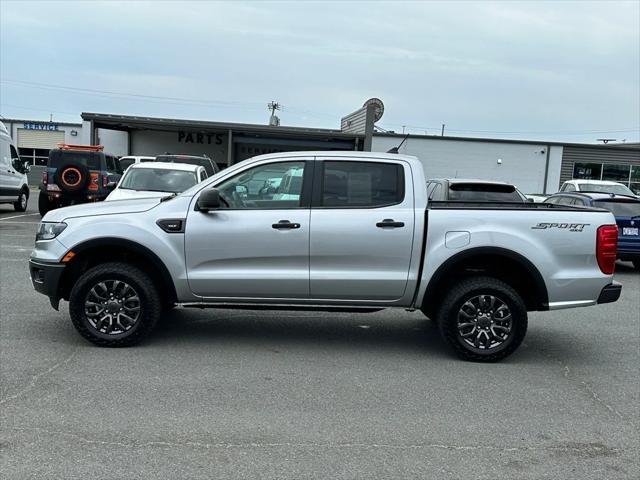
[1,0,639,143]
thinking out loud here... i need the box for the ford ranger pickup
[29,151,622,361]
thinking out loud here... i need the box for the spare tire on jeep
[55,161,90,193]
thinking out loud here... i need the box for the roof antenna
[387,133,410,154]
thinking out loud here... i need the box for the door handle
[376,219,405,228]
[272,220,301,229]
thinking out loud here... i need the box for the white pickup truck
[29,151,622,361]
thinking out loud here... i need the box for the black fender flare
[67,237,178,302]
[421,246,549,311]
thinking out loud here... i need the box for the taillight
[102,175,108,188]
[42,172,48,185]
[596,225,618,274]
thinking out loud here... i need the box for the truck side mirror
[197,188,222,212]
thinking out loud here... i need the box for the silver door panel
[185,209,310,298]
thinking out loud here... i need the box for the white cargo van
[0,121,31,211]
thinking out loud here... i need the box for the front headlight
[36,222,67,241]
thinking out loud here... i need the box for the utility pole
[268,101,281,117]
[441,124,445,136]
[267,101,281,126]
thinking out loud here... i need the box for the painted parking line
[0,221,40,225]
[0,213,40,221]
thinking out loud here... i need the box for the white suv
[0,121,31,211]
[559,179,637,197]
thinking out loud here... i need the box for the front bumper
[29,259,65,309]
[597,281,622,305]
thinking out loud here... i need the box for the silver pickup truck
[29,151,622,361]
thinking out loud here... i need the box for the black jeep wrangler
[38,144,122,216]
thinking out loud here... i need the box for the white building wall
[96,128,128,156]
[545,145,564,193]
[372,135,555,194]
[130,130,227,162]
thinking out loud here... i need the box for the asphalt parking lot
[1,199,638,479]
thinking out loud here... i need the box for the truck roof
[129,161,201,172]
[432,178,515,186]
[247,150,418,163]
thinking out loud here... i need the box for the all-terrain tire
[13,190,28,212]
[69,262,161,347]
[437,276,528,362]
[38,191,51,216]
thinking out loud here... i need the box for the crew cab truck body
[29,152,622,361]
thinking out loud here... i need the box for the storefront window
[573,162,602,180]
[18,147,50,166]
[602,164,631,183]
[631,166,640,194]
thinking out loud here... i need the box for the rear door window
[119,158,135,170]
[321,161,404,207]
[105,155,117,172]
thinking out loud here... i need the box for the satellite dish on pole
[363,98,384,122]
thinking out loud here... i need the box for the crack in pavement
[2,426,622,456]
[0,347,79,406]
[561,363,625,420]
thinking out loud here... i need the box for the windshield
[119,168,197,193]
[594,200,640,217]
[579,183,635,196]
[155,155,215,176]
[49,150,101,170]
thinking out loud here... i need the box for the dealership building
[3,103,639,193]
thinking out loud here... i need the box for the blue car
[544,192,640,270]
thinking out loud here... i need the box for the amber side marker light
[61,251,76,263]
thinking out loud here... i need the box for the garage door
[17,129,65,149]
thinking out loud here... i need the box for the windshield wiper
[160,193,178,202]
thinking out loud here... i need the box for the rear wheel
[633,260,640,271]
[437,276,527,362]
[38,191,51,216]
[69,262,161,347]
[13,190,28,212]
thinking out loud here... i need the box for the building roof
[81,112,363,140]
[373,132,640,150]
[1,117,83,127]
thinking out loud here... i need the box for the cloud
[1,0,638,141]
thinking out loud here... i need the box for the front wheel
[14,191,28,212]
[69,262,161,347]
[437,276,528,362]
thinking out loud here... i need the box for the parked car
[38,144,122,216]
[559,179,637,197]
[0,121,30,212]
[427,179,529,202]
[117,155,156,171]
[525,194,550,203]
[545,192,640,269]
[154,154,219,176]
[106,162,207,201]
[30,151,621,362]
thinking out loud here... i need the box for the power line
[0,79,339,120]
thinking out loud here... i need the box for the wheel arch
[420,247,549,316]
[58,237,177,305]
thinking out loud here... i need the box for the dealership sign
[23,122,60,131]
[178,131,223,145]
